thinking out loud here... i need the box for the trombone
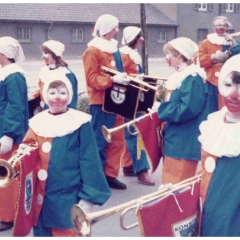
[100,65,160,92]
[102,110,156,143]
[70,174,201,237]
[0,142,38,188]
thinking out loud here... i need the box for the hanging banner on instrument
[137,77,157,113]
[137,180,200,237]
[103,83,140,120]
[134,112,162,173]
[12,143,38,237]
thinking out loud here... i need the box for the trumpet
[70,174,201,237]
[102,110,156,143]
[100,65,160,92]
[0,142,38,188]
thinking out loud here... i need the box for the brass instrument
[230,31,240,38]
[130,73,168,82]
[100,65,160,92]
[0,142,38,188]
[70,174,201,237]
[102,110,156,143]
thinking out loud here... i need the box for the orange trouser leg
[52,228,78,237]
[104,115,125,178]
[0,144,19,222]
[120,143,132,168]
[161,156,198,185]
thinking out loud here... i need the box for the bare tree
[140,3,148,74]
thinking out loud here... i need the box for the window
[198,29,208,42]
[227,29,235,34]
[72,29,84,43]
[221,3,234,12]
[236,4,240,12]
[157,30,166,43]
[17,27,31,42]
[193,3,214,11]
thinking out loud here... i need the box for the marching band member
[36,40,78,111]
[0,37,29,231]
[157,37,209,184]
[21,75,111,236]
[120,26,155,186]
[82,14,130,190]
[198,16,240,112]
[199,54,240,236]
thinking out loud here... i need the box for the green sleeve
[77,122,111,205]
[3,73,28,139]
[158,75,206,123]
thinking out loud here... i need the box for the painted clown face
[47,84,69,114]
[213,18,228,36]
[220,73,240,113]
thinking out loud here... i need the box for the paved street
[0,57,174,237]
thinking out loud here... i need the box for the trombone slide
[100,65,160,92]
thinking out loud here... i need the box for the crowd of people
[0,13,240,237]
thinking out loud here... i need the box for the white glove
[151,101,161,112]
[211,51,229,63]
[112,74,130,86]
[78,199,93,213]
[0,135,13,154]
[135,73,145,81]
[28,92,35,101]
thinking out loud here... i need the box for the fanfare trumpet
[70,174,201,237]
[0,142,38,188]
[102,110,156,143]
[100,65,160,92]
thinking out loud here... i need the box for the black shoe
[0,221,14,232]
[123,165,136,177]
[106,176,127,190]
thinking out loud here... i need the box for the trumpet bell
[102,126,111,143]
[0,159,16,188]
[70,204,91,237]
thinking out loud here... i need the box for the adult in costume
[0,37,29,231]
[22,75,111,236]
[34,40,78,111]
[157,37,209,184]
[82,14,130,190]
[199,54,240,236]
[198,16,240,112]
[120,26,155,185]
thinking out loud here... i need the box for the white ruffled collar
[0,63,25,81]
[87,37,118,54]
[198,106,240,157]
[29,109,92,138]
[39,65,70,83]
[207,33,230,46]
[165,64,206,91]
[120,46,142,65]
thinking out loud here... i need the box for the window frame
[72,28,84,43]
[17,27,31,43]
[157,30,167,43]
[222,3,234,12]
[197,28,208,43]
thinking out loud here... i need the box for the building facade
[0,3,178,59]
[155,3,240,44]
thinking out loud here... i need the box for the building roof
[0,3,178,26]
